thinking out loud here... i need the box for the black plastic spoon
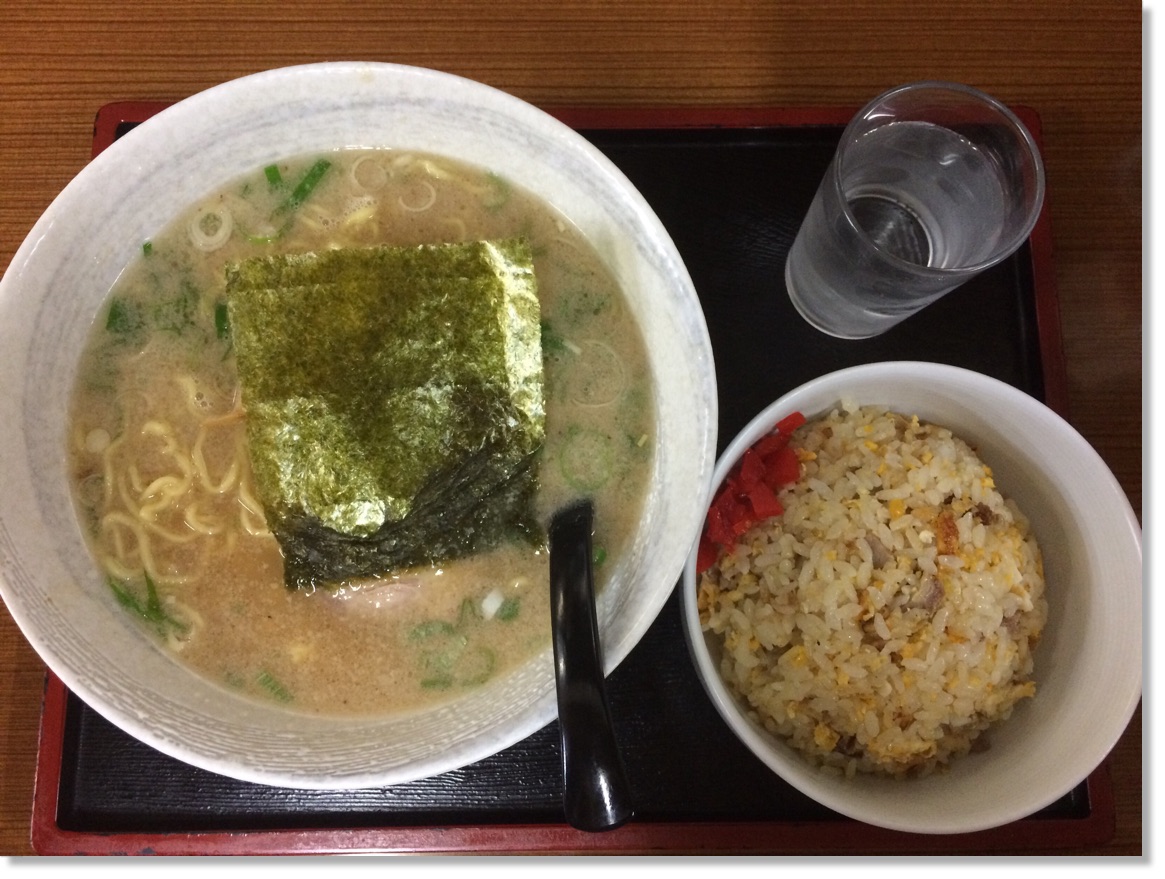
[547,498,634,832]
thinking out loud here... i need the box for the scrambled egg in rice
[698,404,1047,778]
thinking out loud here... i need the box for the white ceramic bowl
[0,62,717,789]
[681,361,1141,834]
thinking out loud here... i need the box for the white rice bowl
[681,361,1141,834]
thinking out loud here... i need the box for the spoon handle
[548,499,635,832]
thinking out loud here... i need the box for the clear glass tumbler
[784,81,1046,339]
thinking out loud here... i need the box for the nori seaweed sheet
[225,239,545,590]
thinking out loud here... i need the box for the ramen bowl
[681,361,1141,834]
[0,62,717,788]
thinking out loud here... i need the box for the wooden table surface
[0,0,1142,857]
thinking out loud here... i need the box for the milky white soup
[67,149,654,716]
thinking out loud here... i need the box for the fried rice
[698,403,1047,778]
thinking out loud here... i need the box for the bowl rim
[681,360,1142,833]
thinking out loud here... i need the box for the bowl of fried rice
[681,361,1141,834]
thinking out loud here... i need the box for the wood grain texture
[0,0,1141,856]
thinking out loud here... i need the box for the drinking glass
[784,81,1046,339]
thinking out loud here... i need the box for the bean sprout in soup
[67,149,655,716]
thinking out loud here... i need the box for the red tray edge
[33,670,1115,856]
[30,101,1093,856]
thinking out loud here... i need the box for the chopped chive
[214,301,230,341]
[105,297,143,337]
[410,598,503,688]
[106,573,188,639]
[540,319,569,357]
[278,158,332,214]
[496,596,521,621]
[456,597,479,628]
[142,240,153,257]
[409,619,457,641]
[149,279,200,335]
[592,546,607,567]
[143,570,163,617]
[559,426,615,492]
[256,669,293,703]
[107,577,143,615]
[264,164,284,188]
[483,172,511,211]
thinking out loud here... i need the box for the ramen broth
[67,149,655,716]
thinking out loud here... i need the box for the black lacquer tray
[30,104,1110,855]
